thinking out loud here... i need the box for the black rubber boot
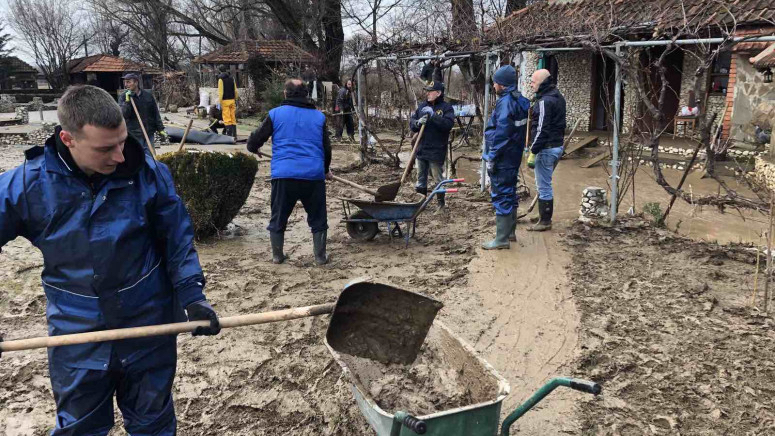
[313,231,329,265]
[415,186,428,196]
[232,125,238,139]
[270,232,286,264]
[528,199,553,232]
[508,210,517,242]
[434,193,447,215]
[482,214,511,250]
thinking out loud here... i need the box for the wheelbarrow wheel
[346,211,379,241]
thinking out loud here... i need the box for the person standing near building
[409,80,455,213]
[218,65,238,139]
[527,69,566,232]
[246,78,332,265]
[120,72,167,150]
[335,79,355,142]
[0,84,219,434]
[481,65,530,249]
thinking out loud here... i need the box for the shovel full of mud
[0,279,442,368]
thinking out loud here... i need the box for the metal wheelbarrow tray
[325,321,511,436]
[341,179,463,246]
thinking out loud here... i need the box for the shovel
[0,280,441,365]
[375,123,427,202]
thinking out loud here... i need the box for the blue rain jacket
[483,85,530,170]
[0,130,205,371]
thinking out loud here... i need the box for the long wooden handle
[331,175,378,196]
[177,119,194,152]
[130,97,157,159]
[0,303,335,353]
[401,123,426,184]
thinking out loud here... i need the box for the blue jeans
[534,147,563,200]
[415,159,444,192]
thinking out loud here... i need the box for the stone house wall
[729,55,775,145]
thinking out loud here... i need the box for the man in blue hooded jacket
[409,80,455,213]
[481,65,530,249]
[0,85,220,435]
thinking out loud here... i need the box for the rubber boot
[482,215,511,250]
[348,134,355,143]
[312,231,329,265]
[434,193,447,215]
[415,186,428,196]
[270,232,286,264]
[232,125,238,140]
[508,210,517,242]
[528,199,553,232]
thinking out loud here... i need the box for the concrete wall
[729,55,775,144]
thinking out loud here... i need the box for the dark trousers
[50,346,177,435]
[336,113,354,137]
[267,178,328,233]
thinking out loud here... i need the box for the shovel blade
[375,182,401,202]
[326,280,443,364]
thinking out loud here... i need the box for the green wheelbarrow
[324,284,601,436]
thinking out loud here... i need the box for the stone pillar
[15,107,29,124]
[579,187,610,221]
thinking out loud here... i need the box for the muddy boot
[482,214,511,250]
[232,125,239,140]
[313,231,329,265]
[527,199,553,232]
[433,193,447,215]
[508,210,517,242]
[270,232,287,264]
[348,134,356,143]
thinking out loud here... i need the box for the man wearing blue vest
[247,78,333,265]
[0,85,220,434]
[481,65,530,249]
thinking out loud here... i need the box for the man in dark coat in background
[409,80,455,213]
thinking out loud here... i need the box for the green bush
[159,151,258,239]
[643,202,665,227]
[259,73,286,112]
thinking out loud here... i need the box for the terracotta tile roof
[750,43,775,68]
[490,0,775,46]
[0,56,37,73]
[193,39,316,64]
[67,55,162,74]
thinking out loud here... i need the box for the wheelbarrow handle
[392,411,427,435]
[442,188,458,193]
[451,178,465,182]
[500,377,601,436]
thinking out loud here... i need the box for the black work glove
[186,300,221,336]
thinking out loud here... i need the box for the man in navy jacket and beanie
[409,80,455,213]
[247,78,333,265]
[0,85,220,435]
[481,65,530,249]
[526,69,566,232]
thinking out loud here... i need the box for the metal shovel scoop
[326,279,443,364]
[0,280,441,366]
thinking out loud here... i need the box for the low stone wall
[752,156,775,193]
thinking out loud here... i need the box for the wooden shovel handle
[331,175,379,196]
[401,123,426,184]
[130,97,156,159]
[177,119,194,152]
[0,303,335,353]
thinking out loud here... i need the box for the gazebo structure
[67,54,163,95]
[193,39,317,88]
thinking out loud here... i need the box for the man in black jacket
[527,69,566,232]
[335,80,355,142]
[246,78,333,265]
[120,72,166,151]
[409,80,455,213]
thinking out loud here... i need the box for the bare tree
[8,0,86,89]
[87,11,131,56]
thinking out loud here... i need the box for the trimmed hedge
[159,151,258,239]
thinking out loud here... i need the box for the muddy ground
[0,128,774,435]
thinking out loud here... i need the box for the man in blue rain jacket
[481,65,530,249]
[0,85,220,435]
